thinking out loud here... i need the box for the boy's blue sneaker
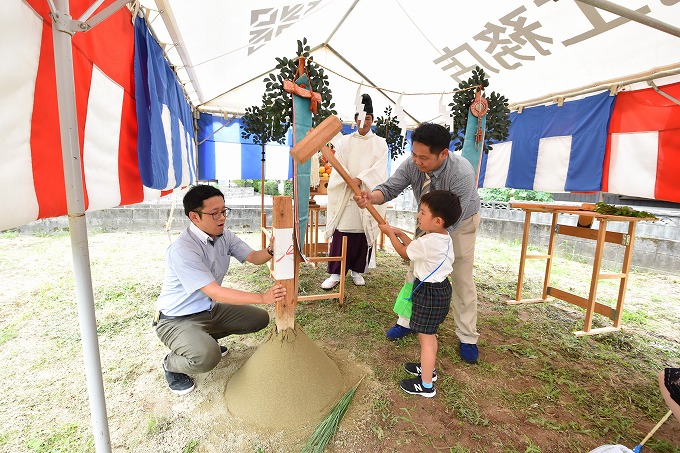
[459,342,478,364]
[386,324,413,341]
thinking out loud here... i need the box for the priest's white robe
[325,130,388,247]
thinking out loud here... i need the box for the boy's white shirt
[406,232,454,282]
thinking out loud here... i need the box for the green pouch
[392,281,414,318]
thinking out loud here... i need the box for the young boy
[378,190,462,397]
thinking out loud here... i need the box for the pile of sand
[224,324,344,431]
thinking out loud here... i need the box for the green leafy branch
[261,38,336,132]
[374,105,406,160]
[594,202,657,219]
[240,95,288,146]
[449,66,510,154]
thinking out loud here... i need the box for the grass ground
[0,229,678,452]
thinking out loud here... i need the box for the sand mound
[224,324,343,430]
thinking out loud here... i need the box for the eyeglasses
[194,208,231,220]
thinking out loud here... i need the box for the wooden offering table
[507,202,656,336]
[307,178,329,258]
[305,204,328,258]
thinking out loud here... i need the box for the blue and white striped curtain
[197,114,294,181]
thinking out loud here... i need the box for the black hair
[410,122,451,154]
[182,185,224,217]
[356,93,374,115]
[420,190,462,228]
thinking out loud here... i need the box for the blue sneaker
[459,342,478,364]
[386,324,413,341]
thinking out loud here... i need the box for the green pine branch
[300,376,365,453]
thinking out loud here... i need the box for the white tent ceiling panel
[141,0,680,126]
[163,0,354,103]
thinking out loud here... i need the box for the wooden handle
[637,410,673,448]
[320,146,386,225]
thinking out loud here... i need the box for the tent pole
[154,0,205,101]
[575,0,680,39]
[51,0,111,451]
[510,63,680,110]
[82,0,131,29]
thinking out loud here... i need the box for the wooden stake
[272,196,297,331]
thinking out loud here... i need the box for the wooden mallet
[290,115,386,225]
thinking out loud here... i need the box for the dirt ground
[0,230,678,452]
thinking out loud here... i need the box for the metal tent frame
[47,0,131,451]
[37,1,680,451]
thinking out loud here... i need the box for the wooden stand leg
[513,211,532,302]
[305,210,311,256]
[313,209,319,258]
[507,211,550,305]
[542,213,558,300]
[613,221,636,328]
[339,236,347,305]
[296,235,347,304]
[581,220,607,334]
[508,210,554,305]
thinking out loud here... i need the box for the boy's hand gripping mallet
[290,115,386,225]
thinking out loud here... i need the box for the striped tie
[414,172,433,239]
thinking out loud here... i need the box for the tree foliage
[240,96,288,189]
[449,66,510,154]
[261,38,336,133]
[240,95,288,146]
[478,188,553,203]
[374,105,407,160]
[241,38,336,178]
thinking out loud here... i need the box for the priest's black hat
[357,93,374,116]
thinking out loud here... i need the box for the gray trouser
[156,303,270,375]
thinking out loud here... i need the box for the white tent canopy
[4,2,679,452]
[141,0,680,126]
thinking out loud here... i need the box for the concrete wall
[8,197,679,276]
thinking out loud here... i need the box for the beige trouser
[397,213,480,344]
